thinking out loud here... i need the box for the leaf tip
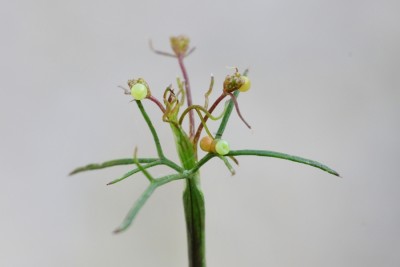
[68,170,78,176]
[113,228,122,234]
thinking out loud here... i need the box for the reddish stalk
[226,92,251,129]
[148,95,166,113]
[177,55,195,138]
[193,92,228,145]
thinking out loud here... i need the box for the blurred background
[1,0,399,266]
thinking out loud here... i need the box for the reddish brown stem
[177,55,195,138]
[227,92,251,129]
[148,96,166,113]
[193,92,228,145]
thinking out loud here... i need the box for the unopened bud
[170,35,190,56]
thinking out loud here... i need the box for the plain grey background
[1,0,399,266]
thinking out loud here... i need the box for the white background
[1,0,399,266]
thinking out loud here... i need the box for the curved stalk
[177,55,195,138]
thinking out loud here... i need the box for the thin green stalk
[136,100,165,159]
[177,55,195,137]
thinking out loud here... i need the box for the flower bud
[223,72,249,93]
[170,35,190,56]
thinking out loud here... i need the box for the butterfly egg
[215,139,230,155]
[238,76,251,92]
[131,83,148,100]
[200,136,214,153]
[200,136,230,156]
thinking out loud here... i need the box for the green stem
[136,100,165,159]
[170,125,206,267]
[183,173,206,267]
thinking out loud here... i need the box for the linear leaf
[69,158,158,175]
[227,149,339,176]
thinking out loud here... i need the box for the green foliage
[71,36,339,267]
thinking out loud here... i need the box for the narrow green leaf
[107,161,162,185]
[113,172,188,233]
[114,183,158,233]
[227,149,340,176]
[216,155,236,175]
[69,158,158,175]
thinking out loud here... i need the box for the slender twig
[149,39,176,58]
[185,47,196,58]
[177,55,195,137]
[179,104,225,125]
[176,77,186,106]
[193,92,228,145]
[226,91,251,129]
[148,96,166,113]
[204,75,214,109]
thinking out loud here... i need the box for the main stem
[183,172,206,267]
[176,52,205,267]
[170,125,206,267]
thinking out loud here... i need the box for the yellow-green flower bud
[223,72,249,93]
[170,35,190,56]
